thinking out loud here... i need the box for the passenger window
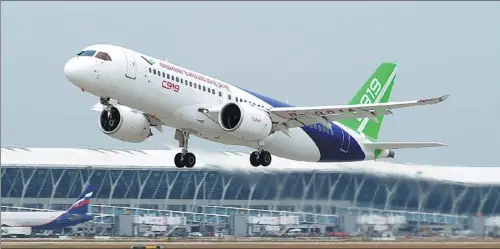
[95,52,112,61]
[219,92,222,97]
[149,68,152,73]
[198,84,201,90]
[207,87,211,93]
[236,97,239,102]
[181,78,184,84]
[212,89,215,94]
[228,95,232,100]
[194,83,197,88]
[189,82,193,87]
[153,69,157,74]
[167,74,170,79]
[176,77,179,82]
[203,86,206,91]
[162,72,165,78]
[77,50,96,57]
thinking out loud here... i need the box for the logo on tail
[339,62,398,140]
[356,78,383,121]
[66,185,95,215]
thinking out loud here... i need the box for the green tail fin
[338,62,398,140]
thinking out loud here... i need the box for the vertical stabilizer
[338,62,398,140]
[65,184,95,215]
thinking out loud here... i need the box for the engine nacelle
[379,149,396,159]
[98,105,152,143]
[218,102,272,141]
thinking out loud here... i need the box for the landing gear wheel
[259,151,272,167]
[250,152,260,167]
[173,130,197,168]
[185,153,196,168]
[174,153,184,168]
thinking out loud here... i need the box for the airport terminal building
[2,146,500,236]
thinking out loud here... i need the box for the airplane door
[124,52,137,80]
[217,89,223,103]
[225,87,232,103]
[340,129,351,153]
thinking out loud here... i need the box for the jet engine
[218,102,272,141]
[379,149,396,159]
[98,105,152,143]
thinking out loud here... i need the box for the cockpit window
[77,50,96,57]
[95,52,112,61]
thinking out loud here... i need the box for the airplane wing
[199,93,449,137]
[267,94,450,130]
[364,141,447,150]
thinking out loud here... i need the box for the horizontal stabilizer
[365,141,447,150]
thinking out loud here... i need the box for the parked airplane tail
[338,62,398,140]
[66,184,95,215]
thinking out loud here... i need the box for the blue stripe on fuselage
[31,213,94,230]
[239,88,366,162]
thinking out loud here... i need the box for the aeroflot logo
[141,56,155,65]
[70,199,90,209]
[68,191,93,210]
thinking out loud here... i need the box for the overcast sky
[1,2,499,166]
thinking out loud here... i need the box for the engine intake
[98,105,152,143]
[218,103,272,141]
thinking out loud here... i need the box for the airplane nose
[64,58,80,83]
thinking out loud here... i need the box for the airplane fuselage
[63,44,397,165]
[1,212,93,230]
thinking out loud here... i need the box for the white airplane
[63,44,449,168]
[1,185,95,230]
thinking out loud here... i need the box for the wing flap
[269,94,450,120]
[365,142,447,150]
[277,110,394,129]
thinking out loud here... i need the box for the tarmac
[3,241,500,249]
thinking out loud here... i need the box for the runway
[3,241,500,249]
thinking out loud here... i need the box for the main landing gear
[174,130,196,168]
[249,146,272,167]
